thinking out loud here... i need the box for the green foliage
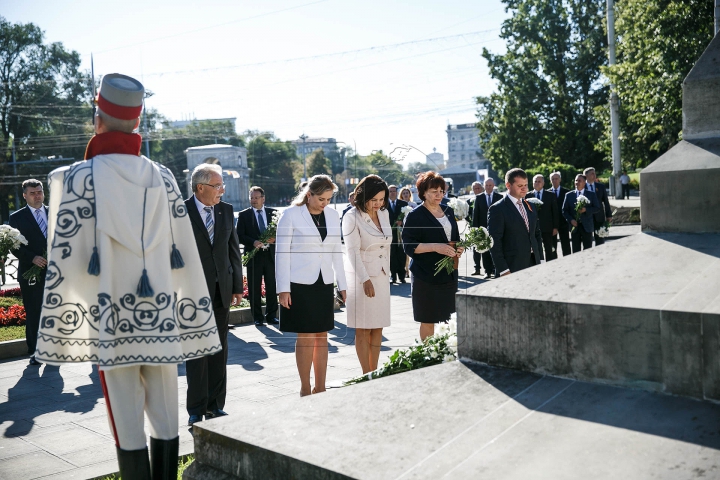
[0,325,24,342]
[600,0,713,169]
[0,296,22,308]
[476,0,608,176]
[524,162,578,189]
[96,455,194,479]
[244,131,298,201]
[305,148,330,176]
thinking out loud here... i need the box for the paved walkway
[0,236,484,479]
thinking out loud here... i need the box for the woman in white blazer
[276,175,347,396]
[342,175,392,374]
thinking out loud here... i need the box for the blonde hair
[399,186,412,201]
[292,174,338,206]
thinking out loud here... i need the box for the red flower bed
[0,304,26,326]
[242,276,266,299]
[0,287,22,297]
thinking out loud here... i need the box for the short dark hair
[249,186,265,196]
[22,179,42,192]
[416,171,446,201]
[583,167,595,176]
[505,168,527,185]
[354,175,389,213]
[575,174,587,181]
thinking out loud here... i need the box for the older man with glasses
[184,163,244,426]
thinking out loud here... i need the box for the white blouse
[436,214,452,242]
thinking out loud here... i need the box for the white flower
[430,350,438,359]
[596,226,610,238]
[447,335,458,352]
[576,194,590,205]
[443,354,456,363]
[401,205,413,216]
[526,197,543,205]
[448,197,469,220]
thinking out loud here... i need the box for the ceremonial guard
[34,74,221,479]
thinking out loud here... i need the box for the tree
[0,16,91,218]
[601,0,713,169]
[244,131,298,202]
[476,0,608,177]
[306,148,330,176]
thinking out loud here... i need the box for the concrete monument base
[185,361,720,479]
[457,232,720,401]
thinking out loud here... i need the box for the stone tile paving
[0,251,483,479]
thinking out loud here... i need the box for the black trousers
[541,231,557,261]
[472,248,481,271]
[481,250,495,276]
[571,228,594,253]
[621,184,630,199]
[390,236,406,281]
[19,276,45,355]
[554,225,571,257]
[246,252,278,322]
[186,285,229,416]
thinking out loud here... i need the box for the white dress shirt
[194,196,213,217]
[28,204,47,229]
[533,189,543,201]
[254,207,267,229]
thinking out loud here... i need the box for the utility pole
[299,134,308,181]
[607,0,622,199]
[11,136,19,211]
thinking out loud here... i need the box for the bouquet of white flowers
[447,197,469,221]
[434,226,493,275]
[0,225,28,260]
[526,197,543,210]
[242,210,282,266]
[596,221,610,238]
[395,204,414,236]
[573,195,590,232]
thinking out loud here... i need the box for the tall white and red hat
[96,73,144,120]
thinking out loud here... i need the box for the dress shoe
[254,319,264,326]
[266,317,279,325]
[28,355,41,366]
[187,414,203,426]
[472,269,481,276]
[399,278,406,284]
[205,409,228,419]
[484,273,492,279]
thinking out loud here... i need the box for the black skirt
[411,275,457,324]
[280,273,335,333]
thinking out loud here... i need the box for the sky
[1,0,509,165]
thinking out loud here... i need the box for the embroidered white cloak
[35,154,222,369]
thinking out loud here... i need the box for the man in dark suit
[387,185,409,284]
[488,169,544,276]
[466,181,482,275]
[472,178,503,278]
[562,174,601,253]
[236,186,278,326]
[549,172,571,257]
[184,164,244,426]
[584,167,613,246]
[9,179,48,366]
[527,174,559,261]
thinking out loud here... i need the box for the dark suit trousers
[19,277,45,354]
[541,232,557,261]
[390,231,406,281]
[186,285,229,415]
[246,252,278,321]
[472,249,481,270]
[555,224,571,257]
[481,250,495,275]
[571,228,593,253]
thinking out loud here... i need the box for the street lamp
[389,143,443,171]
[299,134,308,181]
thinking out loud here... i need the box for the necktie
[589,184,594,192]
[487,194,491,207]
[257,209,266,233]
[555,188,558,197]
[517,199,529,232]
[204,206,214,244]
[35,209,47,238]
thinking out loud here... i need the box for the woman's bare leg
[296,334,314,396]
[312,333,328,393]
[355,329,372,374]
[420,323,434,341]
[368,328,383,371]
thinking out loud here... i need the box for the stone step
[185,361,720,479]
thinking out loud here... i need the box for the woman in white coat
[276,175,347,396]
[342,175,392,373]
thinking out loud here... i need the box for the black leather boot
[116,446,151,480]
[150,436,179,480]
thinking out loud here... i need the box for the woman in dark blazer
[402,171,463,341]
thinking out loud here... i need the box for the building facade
[443,123,496,192]
[184,144,250,212]
[290,137,338,158]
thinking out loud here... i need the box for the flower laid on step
[242,210,282,266]
[448,197,469,221]
[0,225,27,261]
[572,195,590,233]
[434,226,493,276]
[344,315,458,385]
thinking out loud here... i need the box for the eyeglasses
[200,183,225,190]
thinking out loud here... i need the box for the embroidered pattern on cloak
[35,153,222,368]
